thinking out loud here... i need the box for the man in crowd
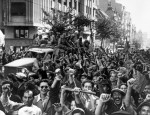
[95,78,136,115]
[1,81,42,115]
[1,80,21,103]
[74,80,99,114]
[33,68,62,115]
[143,84,150,98]
[33,79,52,115]
[137,100,150,115]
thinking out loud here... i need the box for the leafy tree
[110,22,122,51]
[41,9,92,53]
[95,15,122,51]
[74,15,91,35]
[42,9,75,37]
[95,19,114,47]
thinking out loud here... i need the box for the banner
[133,71,149,93]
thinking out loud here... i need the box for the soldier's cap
[111,88,125,96]
[111,110,131,115]
[2,80,14,88]
[72,108,85,115]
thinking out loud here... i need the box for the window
[86,6,88,13]
[78,2,81,12]
[64,0,67,5]
[74,1,77,9]
[69,0,72,8]
[90,8,91,15]
[93,8,95,17]
[87,6,90,14]
[86,6,87,13]
[15,27,29,38]
[2,10,5,22]
[11,2,26,16]
[58,0,61,3]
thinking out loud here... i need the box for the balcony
[6,16,31,26]
[3,1,34,26]
[5,18,34,26]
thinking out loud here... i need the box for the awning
[5,58,37,67]
[0,30,5,46]
[28,47,54,53]
[96,9,109,20]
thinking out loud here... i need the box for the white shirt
[82,94,99,110]
[0,110,5,115]
[18,105,42,115]
[35,93,49,107]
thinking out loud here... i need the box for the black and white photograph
[0,0,150,115]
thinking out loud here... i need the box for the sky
[116,0,150,37]
[116,0,150,48]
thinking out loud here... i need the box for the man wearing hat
[137,100,150,115]
[95,78,136,115]
[104,88,126,115]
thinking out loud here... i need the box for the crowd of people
[0,40,150,115]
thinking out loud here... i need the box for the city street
[0,0,150,115]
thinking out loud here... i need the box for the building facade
[96,0,129,49]
[0,0,97,51]
[1,0,41,51]
[82,0,97,44]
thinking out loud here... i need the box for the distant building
[81,0,97,44]
[97,0,123,13]
[96,0,129,49]
[1,0,44,51]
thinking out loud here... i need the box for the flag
[132,71,149,93]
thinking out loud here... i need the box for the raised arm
[74,87,82,105]
[124,78,135,107]
[0,85,23,112]
[95,93,111,115]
